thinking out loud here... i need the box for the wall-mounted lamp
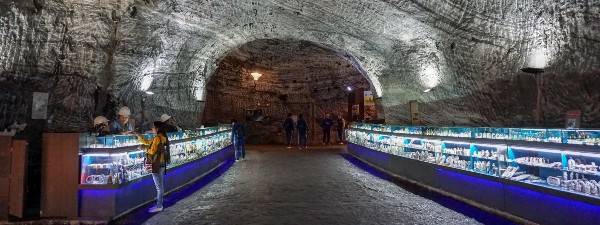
[250,72,263,81]
[521,53,547,126]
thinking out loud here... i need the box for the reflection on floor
[112,145,515,225]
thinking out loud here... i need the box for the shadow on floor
[339,153,518,225]
[110,159,236,225]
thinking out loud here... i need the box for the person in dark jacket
[334,114,346,144]
[320,113,334,145]
[232,119,246,161]
[296,114,309,149]
[283,113,295,148]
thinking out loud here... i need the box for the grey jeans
[151,167,165,208]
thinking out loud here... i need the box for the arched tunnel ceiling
[0,0,599,130]
[202,39,370,133]
[205,39,370,101]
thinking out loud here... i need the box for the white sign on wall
[32,92,49,120]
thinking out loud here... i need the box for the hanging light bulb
[250,72,262,81]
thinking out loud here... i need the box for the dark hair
[287,113,292,117]
[153,121,168,136]
[231,119,237,123]
[153,121,170,155]
[298,114,304,119]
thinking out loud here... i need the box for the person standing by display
[297,114,309,150]
[160,114,181,133]
[335,114,346,144]
[283,113,295,149]
[137,121,169,213]
[111,106,136,134]
[232,119,246,161]
[92,116,111,137]
[320,113,334,145]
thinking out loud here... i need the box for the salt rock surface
[0,0,599,131]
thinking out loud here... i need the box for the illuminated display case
[346,126,600,200]
[40,125,234,220]
[79,127,232,186]
[349,123,600,146]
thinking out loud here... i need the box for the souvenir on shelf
[350,123,600,146]
[562,129,600,146]
[347,123,600,200]
[80,127,232,185]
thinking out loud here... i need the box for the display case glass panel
[80,151,146,185]
[424,127,472,138]
[347,123,600,201]
[505,146,600,198]
[509,128,547,142]
[79,128,232,186]
[562,129,600,146]
[473,127,510,140]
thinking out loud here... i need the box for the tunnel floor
[115,145,516,225]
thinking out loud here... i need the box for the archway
[202,39,380,144]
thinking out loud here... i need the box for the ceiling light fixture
[145,91,155,95]
[250,72,263,81]
[423,88,432,93]
[346,86,353,92]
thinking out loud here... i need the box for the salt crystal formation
[0,0,599,131]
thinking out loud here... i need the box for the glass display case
[423,127,472,138]
[347,125,600,200]
[349,123,600,146]
[79,127,232,186]
[473,127,509,139]
[506,146,600,199]
[562,129,600,146]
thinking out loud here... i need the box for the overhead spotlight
[145,91,155,95]
[250,72,263,81]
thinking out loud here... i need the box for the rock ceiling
[0,0,599,129]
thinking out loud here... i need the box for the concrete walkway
[116,145,514,225]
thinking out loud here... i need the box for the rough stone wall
[0,0,599,132]
[203,39,369,144]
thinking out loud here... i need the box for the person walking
[335,114,346,144]
[137,121,169,213]
[320,113,334,145]
[296,114,309,150]
[232,119,246,161]
[283,113,295,148]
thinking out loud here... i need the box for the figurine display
[348,123,600,199]
[80,126,231,185]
